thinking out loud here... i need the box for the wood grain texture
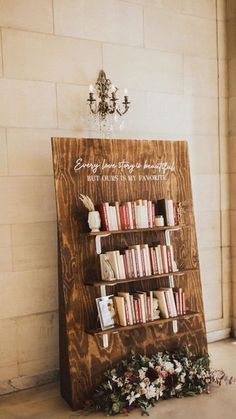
[51,138,207,410]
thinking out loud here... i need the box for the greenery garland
[88,347,234,416]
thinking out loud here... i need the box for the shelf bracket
[172,319,178,333]
[100,284,109,348]
[95,233,111,255]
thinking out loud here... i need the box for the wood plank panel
[51,138,207,409]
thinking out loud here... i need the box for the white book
[169,244,178,272]
[118,254,126,279]
[156,245,164,274]
[130,245,143,277]
[130,248,138,278]
[161,245,169,273]
[109,206,118,231]
[167,199,175,226]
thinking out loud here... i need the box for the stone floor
[0,339,236,419]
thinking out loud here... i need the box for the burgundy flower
[146,367,159,382]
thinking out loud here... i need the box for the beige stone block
[0,0,53,33]
[199,247,221,283]
[188,135,219,174]
[227,18,236,60]
[227,0,236,18]
[184,56,217,97]
[0,269,58,319]
[17,312,58,363]
[195,210,221,249]
[231,211,236,247]
[217,0,226,20]
[221,173,230,210]
[0,319,17,371]
[184,96,218,136]
[220,97,229,136]
[0,129,8,176]
[0,177,56,224]
[54,0,143,46]
[192,175,220,212]
[219,60,228,98]
[229,58,236,97]
[0,31,2,77]
[222,246,231,283]
[220,135,229,174]
[203,282,222,321]
[57,84,91,130]
[18,354,59,377]
[0,225,12,271]
[230,174,236,209]
[146,93,186,136]
[229,136,236,173]
[0,225,11,247]
[221,211,231,247]
[12,222,57,247]
[103,43,183,94]
[7,128,97,176]
[0,79,57,128]
[12,243,57,272]
[144,8,217,58]
[217,20,227,60]
[3,29,102,84]
[0,245,12,272]
[123,0,216,18]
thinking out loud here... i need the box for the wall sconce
[87,69,130,132]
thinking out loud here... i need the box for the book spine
[124,204,130,229]
[152,203,156,226]
[124,300,130,325]
[123,254,129,279]
[104,202,112,230]
[134,299,140,323]
[131,201,136,229]
[150,247,158,275]
[98,203,109,230]
[140,247,146,276]
[166,246,173,272]
[182,291,186,314]
[127,202,134,229]
[115,201,121,230]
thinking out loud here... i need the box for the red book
[152,203,156,226]
[174,291,180,315]
[137,299,142,323]
[147,201,153,228]
[131,202,136,229]
[98,203,109,230]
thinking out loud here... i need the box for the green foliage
[88,347,232,416]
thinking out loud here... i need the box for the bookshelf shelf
[86,311,200,336]
[85,225,185,237]
[85,268,199,287]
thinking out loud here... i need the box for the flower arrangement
[89,347,234,416]
[79,194,95,212]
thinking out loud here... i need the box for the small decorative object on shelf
[155,215,165,227]
[88,348,235,416]
[177,201,185,225]
[79,194,101,232]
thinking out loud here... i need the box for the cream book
[118,292,133,325]
[153,290,169,318]
[113,296,127,326]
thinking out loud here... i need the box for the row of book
[96,288,187,330]
[98,198,178,231]
[100,244,178,281]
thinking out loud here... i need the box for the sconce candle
[87,70,131,123]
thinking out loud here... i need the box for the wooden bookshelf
[85,225,184,236]
[86,311,200,336]
[85,268,199,287]
[51,137,207,410]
